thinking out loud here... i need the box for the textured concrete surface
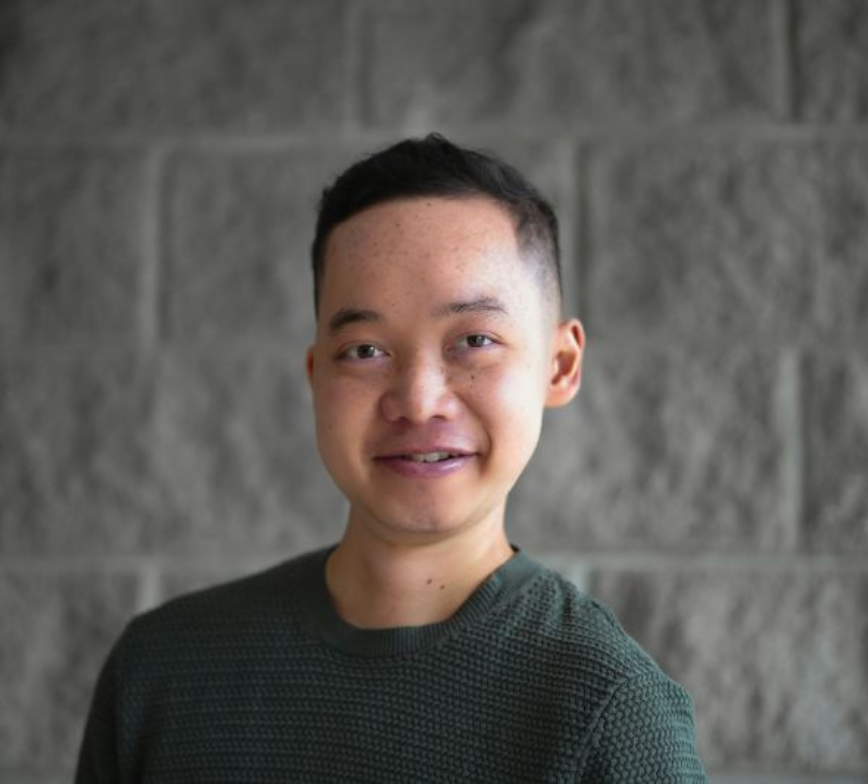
[806,352,868,553]
[806,144,868,338]
[796,0,868,121]
[155,558,284,606]
[0,349,346,555]
[0,151,148,345]
[164,147,360,344]
[593,570,868,769]
[0,568,140,772]
[0,0,349,133]
[713,777,868,784]
[589,141,868,342]
[153,349,346,554]
[508,346,793,551]
[0,773,71,784]
[365,0,774,127]
[0,353,161,554]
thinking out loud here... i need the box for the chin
[362,504,483,542]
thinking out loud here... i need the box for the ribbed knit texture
[76,548,708,783]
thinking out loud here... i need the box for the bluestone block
[0,568,140,771]
[164,147,361,343]
[806,352,868,553]
[153,348,346,554]
[155,558,283,606]
[713,776,868,784]
[0,0,348,133]
[806,145,868,337]
[364,0,774,128]
[796,0,868,121]
[593,569,868,769]
[0,352,161,554]
[508,346,792,551]
[0,150,147,345]
[589,141,868,340]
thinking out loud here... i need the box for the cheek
[312,377,363,449]
[467,364,546,446]
[314,371,373,413]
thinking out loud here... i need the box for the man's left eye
[461,334,493,349]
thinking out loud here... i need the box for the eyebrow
[326,296,509,335]
[432,296,510,318]
[327,308,382,334]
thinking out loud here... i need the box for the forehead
[319,196,528,301]
[327,194,515,253]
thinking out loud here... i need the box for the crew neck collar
[292,546,543,658]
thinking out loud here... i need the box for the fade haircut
[311,134,562,317]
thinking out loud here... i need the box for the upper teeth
[407,452,454,462]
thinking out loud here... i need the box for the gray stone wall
[1,1,866,781]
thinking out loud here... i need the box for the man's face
[307,196,582,546]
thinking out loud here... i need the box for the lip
[374,453,475,479]
[378,444,474,459]
[373,446,477,479]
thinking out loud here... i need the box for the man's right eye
[342,344,385,360]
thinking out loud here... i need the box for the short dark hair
[311,134,562,316]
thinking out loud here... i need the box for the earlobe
[545,319,585,409]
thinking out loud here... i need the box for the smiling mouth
[375,450,473,478]
[401,452,463,463]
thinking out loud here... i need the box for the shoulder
[507,565,665,684]
[514,569,706,779]
[117,547,326,660]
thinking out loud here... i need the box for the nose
[379,354,459,424]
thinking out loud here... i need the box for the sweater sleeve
[580,671,708,783]
[75,640,122,784]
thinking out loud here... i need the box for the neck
[325,520,515,629]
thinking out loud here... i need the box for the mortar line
[794,347,809,554]
[4,123,868,151]
[138,146,164,359]
[708,766,868,782]
[771,0,797,122]
[536,551,868,573]
[3,551,865,573]
[574,138,593,326]
[0,553,292,571]
[780,346,806,553]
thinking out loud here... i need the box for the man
[77,134,708,781]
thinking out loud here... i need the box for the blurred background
[1,1,867,781]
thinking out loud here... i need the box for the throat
[324,532,514,629]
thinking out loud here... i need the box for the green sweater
[76,547,707,782]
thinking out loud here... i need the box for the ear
[545,319,585,409]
